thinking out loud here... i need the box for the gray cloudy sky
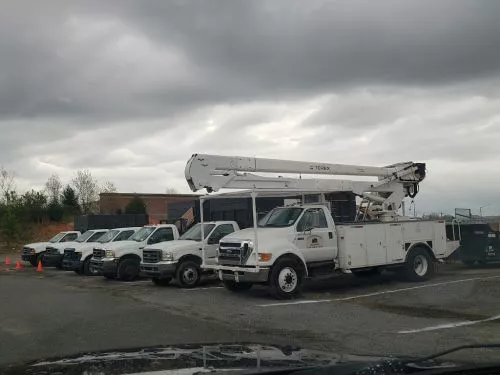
[1,0,499,215]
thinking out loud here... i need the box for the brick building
[99,193,200,224]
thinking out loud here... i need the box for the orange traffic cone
[15,260,22,270]
[36,260,43,273]
[5,256,11,266]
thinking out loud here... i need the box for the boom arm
[185,154,426,220]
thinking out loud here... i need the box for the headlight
[105,250,115,258]
[161,251,174,261]
[30,248,36,254]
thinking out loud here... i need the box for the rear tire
[268,258,304,299]
[222,280,253,292]
[176,260,201,288]
[404,248,434,281]
[152,277,172,286]
[117,258,140,281]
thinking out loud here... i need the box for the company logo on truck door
[307,235,323,248]
[310,165,331,171]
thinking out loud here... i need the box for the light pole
[479,204,491,217]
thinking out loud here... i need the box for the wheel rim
[278,267,298,293]
[182,267,198,285]
[413,255,428,276]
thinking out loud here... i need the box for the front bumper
[21,254,36,263]
[90,258,118,275]
[217,268,270,283]
[43,253,63,267]
[140,262,178,278]
[62,259,83,271]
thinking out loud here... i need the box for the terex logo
[310,165,330,171]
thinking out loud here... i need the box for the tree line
[0,167,117,245]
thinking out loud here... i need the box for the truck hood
[148,240,199,251]
[221,227,294,245]
[97,240,142,251]
[24,242,50,251]
[48,241,79,251]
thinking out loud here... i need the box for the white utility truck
[90,224,180,281]
[62,227,140,276]
[43,229,108,269]
[21,231,81,267]
[140,221,240,288]
[185,154,460,299]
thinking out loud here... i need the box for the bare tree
[165,187,179,194]
[0,167,15,202]
[101,180,117,193]
[45,173,63,202]
[72,170,99,214]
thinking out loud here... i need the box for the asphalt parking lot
[1,260,499,365]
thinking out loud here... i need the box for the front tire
[176,261,201,288]
[222,280,253,292]
[83,257,99,276]
[152,277,172,286]
[117,258,140,281]
[404,248,434,281]
[268,258,304,299]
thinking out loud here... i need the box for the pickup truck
[21,231,81,266]
[90,224,179,281]
[140,221,239,288]
[62,227,140,275]
[43,229,109,268]
[214,204,450,299]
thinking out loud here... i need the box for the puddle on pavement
[362,302,487,321]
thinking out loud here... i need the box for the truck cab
[140,221,239,288]
[91,224,179,281]
[43,229,109,268]
[21,231,81,267]
[62,227,140,276]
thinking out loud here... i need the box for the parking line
[257,275,500,307]
[398,314,500,334]
[183,286,225,291]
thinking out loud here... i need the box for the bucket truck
[185,154,459,299]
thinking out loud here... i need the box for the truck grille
[93,249,105,259]
[143,249,161,264]
[46,246,60,255]
[22,247,33,255]
[64,248,81,261]
[218,241,252,266]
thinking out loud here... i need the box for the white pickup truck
[62,227,140,276]
[43,229,109,268]
[21,231,81,266]
[215,204,449,299]
[91,224,180,281]
[140,221,240,288]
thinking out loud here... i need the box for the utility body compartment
[336,220,447,269]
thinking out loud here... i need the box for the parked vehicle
[21,231,81,267]
[90,224,179,281]
[43,229,108,268]
[140,221,239,288]
[62,227,140,276]
[185,154,460,298]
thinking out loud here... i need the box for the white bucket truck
[140,221,240,288]
[184,154,460,299]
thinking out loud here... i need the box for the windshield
[258,207,303,228]
[180,223,216,241]
[129,227,155,242]
[75,231,97,243]
[97,230,119,243]
[48,232,66,243]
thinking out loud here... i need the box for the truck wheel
[117,258,140,281]
[83,257,99,276]
[29,258,37,267]
[152,277,172,286]
[268,258,304,299]
[404,248,434,281]
[222,280,253,292]
[176,261,201,288]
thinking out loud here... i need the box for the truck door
[205,224,236,260]
[294,208,337,263]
